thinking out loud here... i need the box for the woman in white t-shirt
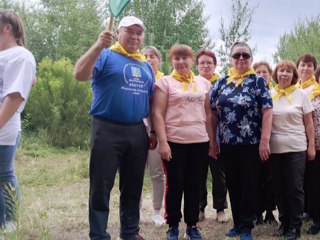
[0,10,36,231]
[153,44,212,240]
[296,54,320,235]
[269,60,315,239]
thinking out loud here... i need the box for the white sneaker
[152,214,165,226]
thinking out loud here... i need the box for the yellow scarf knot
[209,73,220,83]
[268,81,273,90]
[297,75,318,89]
[309,84,320,100]
[272,84,297,104]
[170,69,197,92]
[155,70,164,81]
[297,76,320,100]
[110,42,146,61]
[227,67,256,87]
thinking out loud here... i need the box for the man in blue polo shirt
[74,16,157,240]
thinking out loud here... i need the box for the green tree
[118,0,212,73]
[30,0,103,63]
[1,0,104,63]
[217,0,256,74]
[274,16,320,64]
[25,58,92,149]
[2,0,212,72]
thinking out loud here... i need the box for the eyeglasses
[231,52,251,60]
[198,61,214,66]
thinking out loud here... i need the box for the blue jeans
[0,132,21,227]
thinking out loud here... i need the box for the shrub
[25,58,92,149]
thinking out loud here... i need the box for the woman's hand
[209,141,220,159]
[307,146,316,161]
[159,141,172,161]
[149,133,157,150]
[259,140,270,162]
[303,112,315,161]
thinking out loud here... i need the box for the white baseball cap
[117,16,146,31]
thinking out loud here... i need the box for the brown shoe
[216,210,228,223]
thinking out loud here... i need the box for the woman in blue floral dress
[210,42,273,240]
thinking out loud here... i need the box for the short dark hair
[230,42,252,56]
[196,49,217,65]
[315,65,320,82]
[272,60,299,85]
[296,54,317,70]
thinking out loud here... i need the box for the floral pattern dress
[210,74,273,145]
[312,96,320,150]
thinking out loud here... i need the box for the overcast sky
[204,0,320,67]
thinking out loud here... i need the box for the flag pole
[108,0,130,31]
[108,16,114,31]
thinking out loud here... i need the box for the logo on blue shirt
[131,66,142,78]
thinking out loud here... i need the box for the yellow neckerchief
[209,73,220,83]
[155,70,164,81]
[267,81,273,90]
[272,84,297,104]
[110,42,146,61]
[297,76,320,99]
[226,67,256,87]
[297,75,318,89]
[170,69,197,92]
[309,84,320,100]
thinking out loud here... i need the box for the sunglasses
[231,52,251,60]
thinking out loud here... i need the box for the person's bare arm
[152,88,171,160]
[74,30,114,81]
[304,112,315,161]
[0,93,24,129]
[204,93,214,155]
[259,108,273,161]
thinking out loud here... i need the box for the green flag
[109,0,130,18]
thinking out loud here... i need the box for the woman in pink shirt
[153,44,212,240]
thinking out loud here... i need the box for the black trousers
[163,141,209,227]
[199,155,228,212]
[307,151,320,223]
[269,151,306,229]
[304,161,311,214]
[257,161,276,215]
[89,117,149,240]
[220,144,260,233]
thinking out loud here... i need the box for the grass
[10,135,317,239]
